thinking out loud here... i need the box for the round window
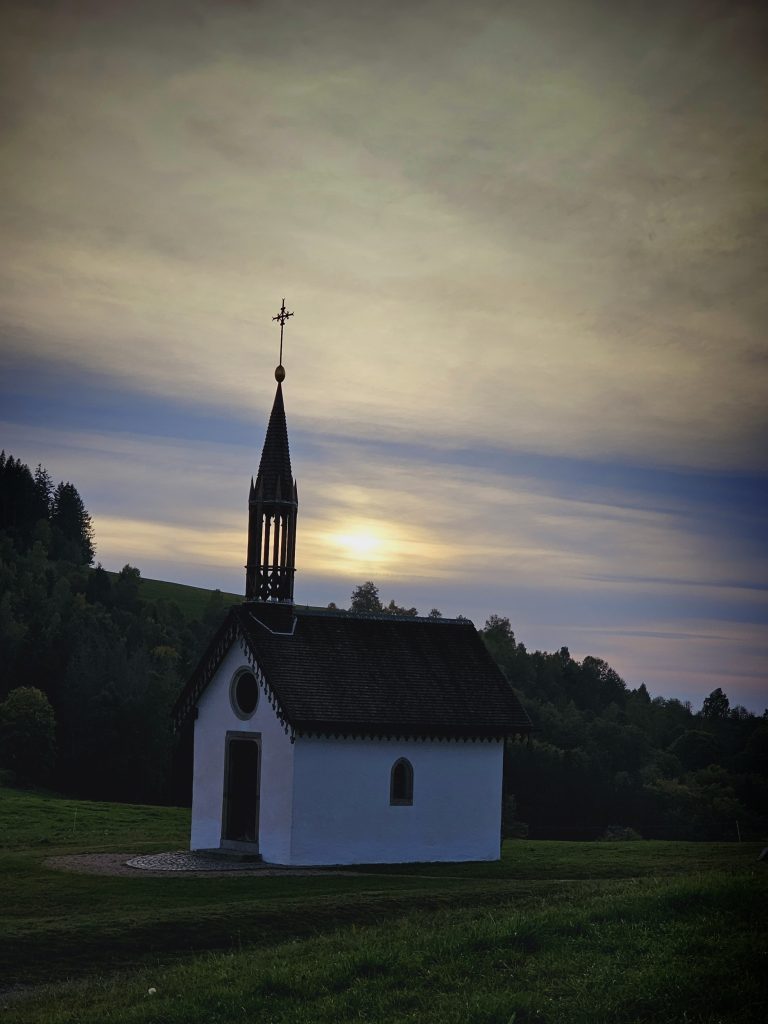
[231,671,259,719]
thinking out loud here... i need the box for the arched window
[390,758,414,805]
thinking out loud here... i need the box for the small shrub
[0,687,56,785]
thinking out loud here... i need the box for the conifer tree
[0,453,44,546]
[33,464,54,518]
[50,481,95,564]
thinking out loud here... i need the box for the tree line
[1,453,766,840]
[482,614,767,840]
[0,452,221,803]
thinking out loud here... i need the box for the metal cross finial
[272,298,294,369]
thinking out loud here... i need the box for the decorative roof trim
[172,614,239,729]
[292,729,526,743]
[239,630,292,737]
[172,610,292,735]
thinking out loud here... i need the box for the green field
[1,786,765,1023]
[105,572,242,619]
[107,572,327,621]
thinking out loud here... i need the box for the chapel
[173,305,531,865]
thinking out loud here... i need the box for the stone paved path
[46,851,359,877]
[127,851,268,872]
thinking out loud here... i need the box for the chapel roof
[173,605,532,740]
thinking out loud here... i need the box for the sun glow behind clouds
[302,511,457,579]
[321,520,403,574]
[332,524,386,562]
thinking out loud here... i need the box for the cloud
[569,620,768,712]
[3,417,765,709]
[0,2,765,709]
[1,0,766,470]
[5,416,766,600]
[4,411,765,598]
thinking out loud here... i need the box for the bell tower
[245,301,298,624]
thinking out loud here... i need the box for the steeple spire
[253,381,293,502]
[245,301,298,614]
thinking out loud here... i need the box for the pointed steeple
[254,382,293,502]
[244,301,298,619]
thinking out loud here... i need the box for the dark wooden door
[223,738,260,844]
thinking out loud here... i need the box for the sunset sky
[1,0,766,711]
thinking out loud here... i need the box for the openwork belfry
[245,379,298,605]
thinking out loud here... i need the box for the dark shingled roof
[254,382,294,500]
[174,605,532,739]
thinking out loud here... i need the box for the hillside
[105,571,242,620]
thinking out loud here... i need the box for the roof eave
[291,723,532,741]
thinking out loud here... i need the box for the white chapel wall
[289,736,504,865]
[190,641,294,861]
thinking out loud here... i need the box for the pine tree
[0,453,48,548]
[33,464,54,518]
[51,482,95,565]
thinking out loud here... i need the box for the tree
[669,729,721,772]
[480,615,517,671]
[33,464,54,518]
[580,656,627,710]
[113,564,142,612]
[0,453,48,548]
[484,614,514,641]
[702,687,730,719]
[349,582,419,617]
[50,482,95,564]
[86,563,113,606]
[200,588,233,636]
[383,598,418,617]
[0,686,56,784]
[635,682,651,703]
[350,581,383,614]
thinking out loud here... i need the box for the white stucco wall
[190,641,294,862]
[289,736,504,865]
[190,641,505,865]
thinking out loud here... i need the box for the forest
[1,451,766,840]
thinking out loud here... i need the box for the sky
[1,0,766,711]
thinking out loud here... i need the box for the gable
[173,613,292,735]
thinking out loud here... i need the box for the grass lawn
[103,572,242,620]
[105,571,328,622]
[1,786,766,1023]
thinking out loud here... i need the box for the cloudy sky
[1,0,766,710]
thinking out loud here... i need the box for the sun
[335,528,385,561]
[330,523,393,567]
